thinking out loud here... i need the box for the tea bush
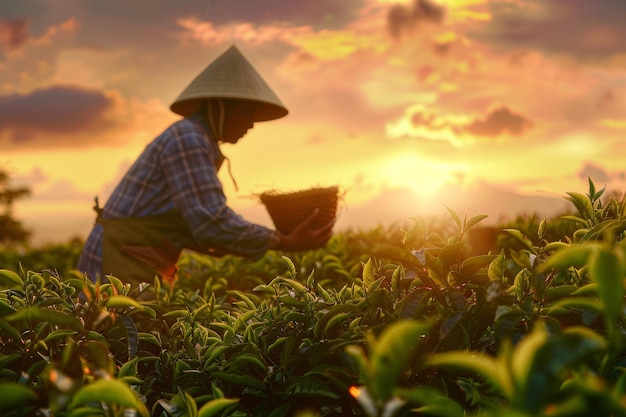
[1,179,626,416]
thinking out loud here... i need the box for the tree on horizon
[0,168,31,247]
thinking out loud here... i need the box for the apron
[96,208,227,288]
[94,147,237,288]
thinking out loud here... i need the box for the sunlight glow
[601,119,626,129]
[378,153,462,200]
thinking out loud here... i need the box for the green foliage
[0,238,84,277]
[1,177,626,416]
[0,168,31,247]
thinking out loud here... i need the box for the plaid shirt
[77,114,279,280]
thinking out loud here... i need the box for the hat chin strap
[206,99,225,141]
[205,99,239,192]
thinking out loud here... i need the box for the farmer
[77,45,334,295]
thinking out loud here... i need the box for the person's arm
[160,122,277,259]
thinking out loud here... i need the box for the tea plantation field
[1,180,625,417]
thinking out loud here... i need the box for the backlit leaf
[565,192,594,220]
[464,214,489,232]
[461,254,497,276]
[69,379,139,410]
[426,351,507,396]
[6,307,84,332]
[538,244,599,272]
[561,215,588,226]
[487,249,506,281]
[445,206,463,233]
[282,255,297,278]
[362,258,375,287]
[0,269,22,289]
[503,229,535,252]
[198,398,238,417]
[589,247,625,331]
[396,387,464,417]
[511,324,606,412]
[103,295,143,309]
[369,320,431,403]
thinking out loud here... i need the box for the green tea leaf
[590,247,625,331]
[0,300,17,318]
[396,386,464,417]
[566,192,594,221]
[511,324,606,412]
[587,177,596,199]
[460,254,497,276]
[369,320,430,403]
[503,229,535,252]
[464,214,489,232]
[118,357,139,379]
[6,307,85,332]
[537,244,599,272]
[362,258,375,287]
[316,303,358,336]
[163,309,191,319]
[426,351,508,396]
[510,323,550,394]
[487,249,506,281]
[282,255,297,278]
[198,398,238,417]
[210,371,265,390]
[545,284,577,301]
[103,295,143,309]
[445,206,463,233]
[44,329,77,343]
[543,241,569,252]
[169,391,197,417]
[561,215,589,226]
[69,379,139,410]
[0,383,37,411]
[538,219,547,240]
[287,375,340,399]
[0,353,21,369]
[0,269,22,289]
[543,297,603,316]
[571,283,597,296]
[227,353,266,373]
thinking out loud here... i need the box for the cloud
[576,162,626,191]
[14,167,47,187]
[597,89,618,111]
[472,0,626,60]
[32,179,92,202]
[387,105,533,146]
[460,106,533,137]
[0,84,113,136]
[0,84,174,150]
[0,19,29,53]
[193,0,364,28]
[387,0,446,39]
[577,162,610,184]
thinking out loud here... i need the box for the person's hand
[273,208,334,251]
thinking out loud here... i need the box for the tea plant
[0,178,625,416]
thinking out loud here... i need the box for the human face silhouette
[219,99,256,143]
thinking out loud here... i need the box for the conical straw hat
[170,45,288,121]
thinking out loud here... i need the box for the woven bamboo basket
[260,186,339,234]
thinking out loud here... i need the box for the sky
[1,0,625,245]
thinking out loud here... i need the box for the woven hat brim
[170,45,288,121]
[172,97,288,122]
